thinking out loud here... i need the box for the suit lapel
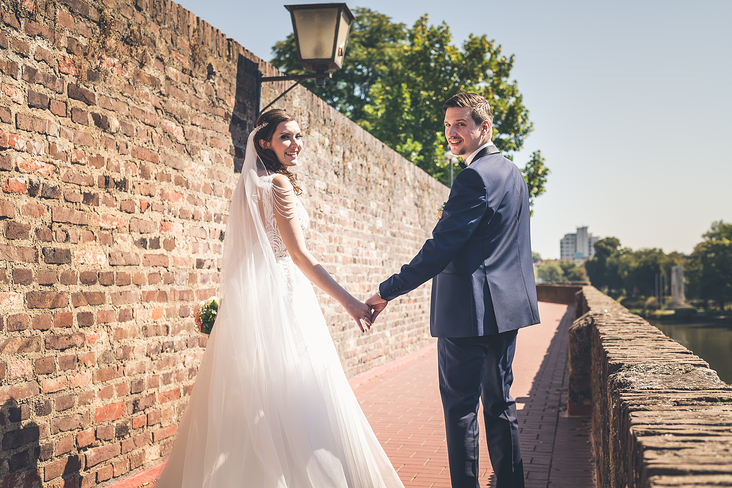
[474,144,499,161]
[459,144,500,169]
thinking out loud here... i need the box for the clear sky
[175,0,732,259]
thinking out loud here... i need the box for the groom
[367,92,540,487]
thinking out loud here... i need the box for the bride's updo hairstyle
[253,109,302,195]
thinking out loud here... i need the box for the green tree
[620,248,669,297]
[687,221,732,309]
[703,220,732,241]
[585,237,622,293]
[271,8,541,192]
[559,261,588,282]
[521,150,549,215]
[537,260,564,283]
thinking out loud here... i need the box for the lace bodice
[261,174,309,259]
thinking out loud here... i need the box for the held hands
[366,293,388,324]
[345,297,373,333]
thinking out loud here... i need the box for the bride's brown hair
[253,109,302,195]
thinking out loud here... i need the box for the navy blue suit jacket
[379,145,540,337]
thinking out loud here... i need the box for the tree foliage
[586,237,685,298]
[271,8,544,199]
[536,261,563,283]
[687,220,732,309]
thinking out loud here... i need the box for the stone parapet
[569,286,732,488]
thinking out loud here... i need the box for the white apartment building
[560,226,600,260]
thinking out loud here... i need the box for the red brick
[6,221,30,239]
[37,269,56,285]
[50,413,86,434]
[58,354,77,371]
[143,253,169,267]
[0,244,38,263]
[50,99,66,116]
[32,314,53,330]
[28,89,49,109]
[54,312,73,328]
[113,458,130,477]
[34,357,55,375]
[58,56,79,76]
[27,291,68,309]
[55,434,75,455]
[6,313,28,331]
[97,309,115,323]
[76,429,95,448]
[70,372,92,388]
[95,402,127,423]
[12,267,33,284]
[51,206,88,224]
[68,83,96,106]
[58,10,74,29]
[85,443,120,468]
[71,291,105,307]
[42,376,67,393]
[94,365,121,383]
[60,270,77,284]
[0,381,40,403]
[3,177,27,193]
[0,336,41,355]
[71,107,88,125]
[121,415,142,434]
[44,332,85,350]
[131,145,159,163]
[97,464,114,482]
[8,360,32,379]
[76,311,94,327]
[153,424,177,442]
[43,454,81,482]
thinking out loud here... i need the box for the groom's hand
[366,293,388,323]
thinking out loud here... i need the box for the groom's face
[444,107,490,157]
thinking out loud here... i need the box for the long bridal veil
[156,129,403,487]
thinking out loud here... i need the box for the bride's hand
[346,298,372,333]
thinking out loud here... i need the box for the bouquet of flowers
[194,296,220,336]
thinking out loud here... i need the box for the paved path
[349,301,595,488]
[129,301,594,488]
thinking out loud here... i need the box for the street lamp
[443,151,459,187]
[257,3,355,115]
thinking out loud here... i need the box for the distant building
[560,226,600,260]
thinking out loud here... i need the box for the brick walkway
[348,301,595,488]
[125,301,594,488]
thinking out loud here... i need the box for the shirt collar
[464,142,493,167]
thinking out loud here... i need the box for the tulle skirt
[156,259,403,487]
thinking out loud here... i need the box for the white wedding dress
[156,130,403,488]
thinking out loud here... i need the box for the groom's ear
[481,121,491,139]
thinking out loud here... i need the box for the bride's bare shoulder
[270,173,293,189]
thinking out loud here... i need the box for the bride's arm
[271,175,372,331]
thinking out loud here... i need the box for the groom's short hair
[443,93,494,127]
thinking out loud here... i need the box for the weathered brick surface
[571,286,732,488]
[0,0,447,485]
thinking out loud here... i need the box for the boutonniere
[437,202,446,221]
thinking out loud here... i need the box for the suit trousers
[437,332,524,488]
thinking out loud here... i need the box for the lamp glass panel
[293,8,338,61]
[333,9,351,69]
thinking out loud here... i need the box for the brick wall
[0,0,448,485]
[569,286,732,487]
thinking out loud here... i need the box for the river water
[648,318,732,385]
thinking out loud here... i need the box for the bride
[156,109,404,487]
